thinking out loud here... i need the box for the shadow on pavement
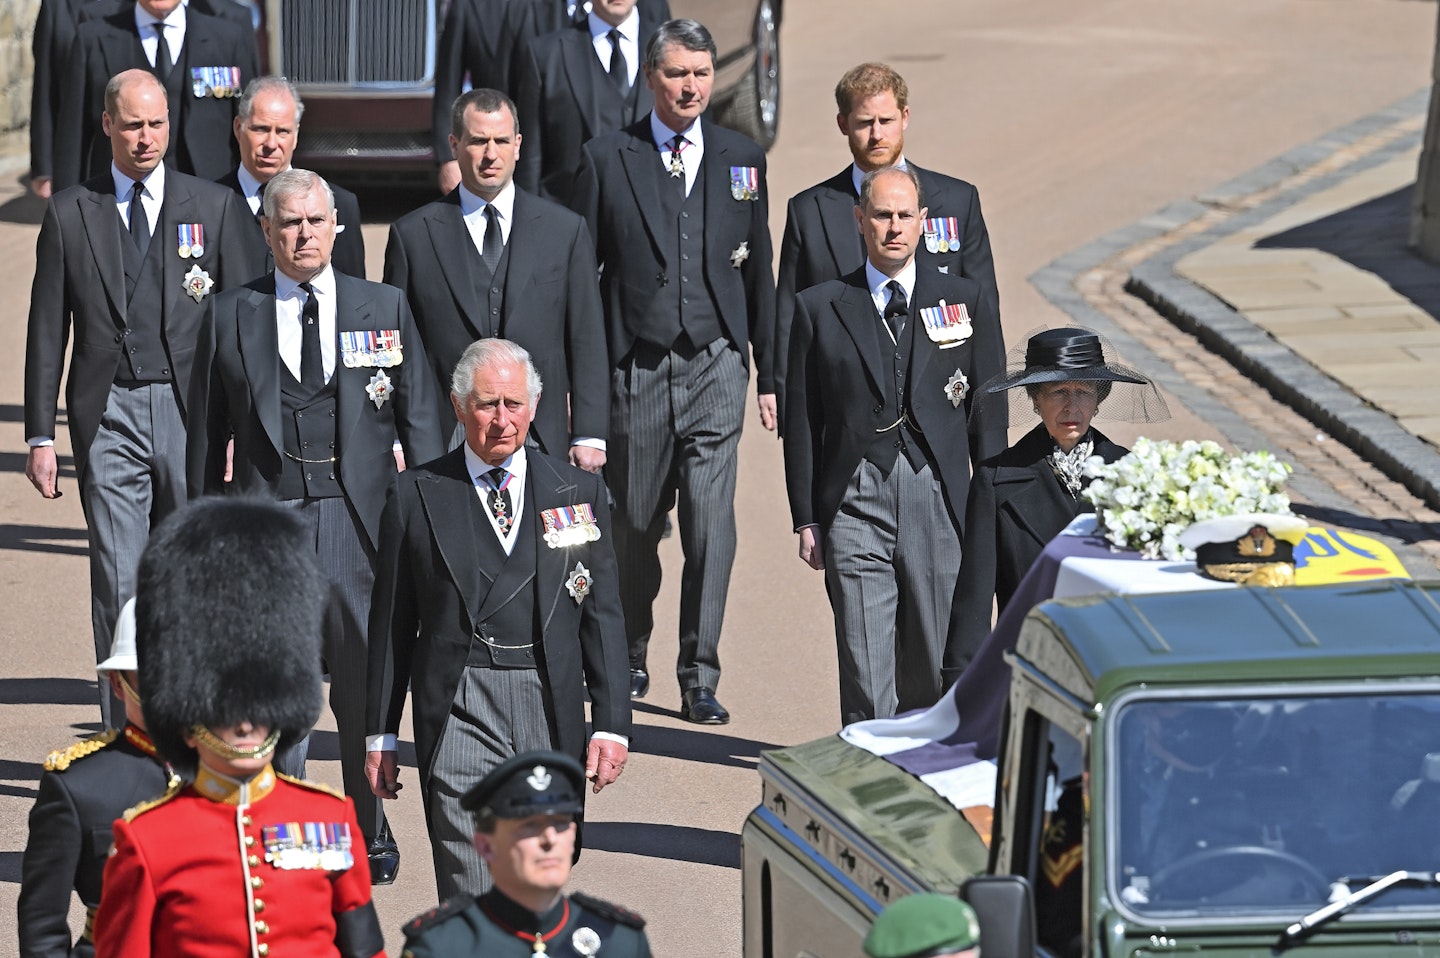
[0,450,76,478]
[0,677,98,706]
[0,758,44,780]
[0,524,88,556]
[628,705,779,768]
[584,821,740,869]
[1255,185,1440,321]
[0,783,38,800]
[0,851,20,883]
[0,180,46,226]
[1294,502,1440,543]
[0,403,28,423]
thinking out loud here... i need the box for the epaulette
[402,896,472,937]
[123,778,184,822]
[570,892,646,929]
[275,772,346,800]
[43,729,118,772]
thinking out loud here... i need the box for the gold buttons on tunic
[247,854,261,867]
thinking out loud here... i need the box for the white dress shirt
[237,164,266,216]
[588,9,639,87]
[135,2,186,69]
[650,111,704,197]
[866,258,918,344]
[457,181,515,253]
[274,265,337,384]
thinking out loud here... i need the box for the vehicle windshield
[1112,690,1440,917]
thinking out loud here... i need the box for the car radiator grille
[275,0,434,85]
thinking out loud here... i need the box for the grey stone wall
[0,0,38,165]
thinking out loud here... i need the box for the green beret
[864,894,981,958]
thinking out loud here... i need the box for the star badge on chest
[730,241,749,268]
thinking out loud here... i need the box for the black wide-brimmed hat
[135,498,327,776]
[979,326,1170,424]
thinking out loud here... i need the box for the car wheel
[719,0,780,149]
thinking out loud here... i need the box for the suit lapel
[527,452,583,634]
[618,123,669,256]
[236,277,283,456]
[333,273,371,463]
[559,25,605,143]
[423,196,487,339]
[817,168,862,272]
[701,123,729,267]
[159,174,201,323]
[834,274,885,397]
[77,184,128,320]
[416,451,490,619]
[907,269,940,398]
[994,429,1072,547]
[500,192,543,333]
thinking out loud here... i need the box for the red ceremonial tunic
[95,763,384,958]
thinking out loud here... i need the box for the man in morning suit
[782,166,1006,725]
[366,338,631,899]
[186,168,444,884]
[30,0,250,199]
[53,0,259,191]
[24,69,256,729]
[432,0,669,193]
[219,76,367,278]
[766,62,999,431]
[512,0,661,205]
[571,18,775,725]
[386,88,608,470]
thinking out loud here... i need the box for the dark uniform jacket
[216,167,369,279]
[402,888,652,957]
[512,13,660,205]
[24,171,257,483]
[945,423,1128,675]
[773,163,999,414]
[782,266,1007,533]
[367,446,631,784]
[383,188,608,454]
[18,727,172,958]
[186,271,445,550]
[53,3,260,190]
[571,116,775,372]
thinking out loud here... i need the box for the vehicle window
[1112,692,1440,916]
[1022,713,1085,958]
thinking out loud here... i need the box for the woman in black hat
[944,328,1168,679]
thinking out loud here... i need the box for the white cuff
[590,730,629,749]
[570,437,607,451]
[27,437,54,447]
[366,733,398,752]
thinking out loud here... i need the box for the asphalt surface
[1,0,1437,953]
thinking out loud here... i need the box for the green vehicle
[743,580,1440,958]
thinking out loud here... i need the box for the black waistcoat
[118,208,172,383]
[466,495,540,670]
[277,364,342,500]
[861,308,929,474]
[635,160,722,350]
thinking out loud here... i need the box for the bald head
[102,70,170,180]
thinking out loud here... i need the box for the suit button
[491,287,500,294]
[681,233,688,240]
[302,442,310,448]
[241,815,252,826]
[873,404,883,413]
[682,211,689,218]
[129,347,137,354]
[328,472,335,479]
[491,307,499,314]
[894,440,901,447]
[297,412,303,418]
[250,876,263,889]
[306,472,313,480]
[328,410,335,418]
[244,835,255,847]
[254,921,268,934]
[161,368,169,375]
[682,254,689,261]
[328,441,335,449]
[114,334,123,343]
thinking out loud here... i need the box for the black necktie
[254,180,266,222]
[128,181,150,254]
[480,205,503,276]
[483,467,514,537]
[153,23,172,82]
[298,282,324,391]
[569,1,587,26]
[883,280,908,339]
[607,29,628,94]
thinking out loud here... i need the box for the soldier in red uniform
[94,498,385,958]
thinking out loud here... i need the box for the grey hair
[451,339,544,408]
[450,88,521,142]
[857,165,924,212]
[644,19,716,72]
[237,75,305,123]
[261,168,334,221]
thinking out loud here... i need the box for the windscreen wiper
[1276,871,1439,950]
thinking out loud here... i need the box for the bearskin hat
[135,498,326,775]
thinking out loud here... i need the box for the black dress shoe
[368,837,400,885]
[629,668,650,699]
[680,687,730,725]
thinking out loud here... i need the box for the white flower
[1081,439,1293,560]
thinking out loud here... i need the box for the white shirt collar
[111,161,165,202]
[851,155,908,197]
[463,441,528,481]
[865,257,917,306]
[276,263,336,299]
[236,164,269,203]
[588,7,638,42]
[457,180,516,223]
[135,1,185,33]
[650,111,703,152]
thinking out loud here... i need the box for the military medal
[366,370,393,409]
[182,264,213,303]
[571,927,602,956]
[919,299,973,346]
[191,67,207,98]
[923,216,961,255]
[190,223,204,257]
[565,562,592,604]
[945,368,969,407]
[729,165,760,200]
[374,327,403,366]
[667,151,685,178]
[730,241,749,268]
[541,503,602,548]
[263,821,354,871]
[176,224,190,258]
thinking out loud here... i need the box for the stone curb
[1031,88,1440,511]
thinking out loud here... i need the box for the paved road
[0,0,1434,953]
